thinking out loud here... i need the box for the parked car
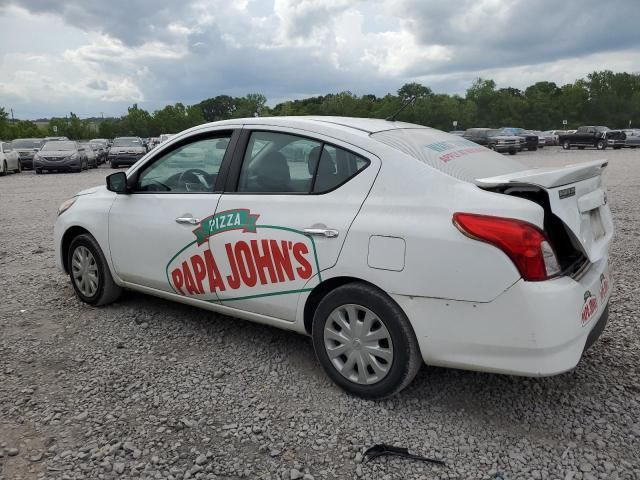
[33,140,89,173]
[622,129,640,148]
[54,116,613,398]
[80,143,99,168]
[0,141,21,175]
[159,133,175,144]
[463,128,520,154]
[530,131,547,149]
[10,138,44,169]
[90,139,110,161]
[559,126,609,150]
[501,127,539,151]
[606,130,627,149]
[108,137,147,168]
[90,142,107,164]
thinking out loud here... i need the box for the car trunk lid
[476,159,613,263]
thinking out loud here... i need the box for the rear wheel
[312,282,422,399]
[596,140,606,150]
[0,160,7,176]
[68,234,122,306]
[14,160,22,173]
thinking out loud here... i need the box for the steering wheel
[177,168,210,191]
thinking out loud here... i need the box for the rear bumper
[394,255,612,376]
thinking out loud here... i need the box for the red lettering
[270,240,295,282]
[182,261,199,295]
[292,242,313,279]
[225,243,241,289]
[204,249,226,292]
[171,268,185,295]
[234,241,257,287]
[190,254,206,294]
[251,239,277,285]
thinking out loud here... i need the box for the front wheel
[68,234,122,306]
[596,140,606,150]
[312,283,422,399]
[14,160,22,173]
[562,140,571,150]
[0,160,6,176]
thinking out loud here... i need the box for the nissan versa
[54,117,612,398]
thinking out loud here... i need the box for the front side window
[237,131,369,194]
[135,135,231,193]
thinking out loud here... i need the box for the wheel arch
[60,226,91,274]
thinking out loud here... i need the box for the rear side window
[237,131,369,194]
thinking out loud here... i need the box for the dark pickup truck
[558,126,612,150]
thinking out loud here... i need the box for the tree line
[2,70,640,141]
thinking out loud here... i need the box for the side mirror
[106,171,128,194]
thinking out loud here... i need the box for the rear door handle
[176,216,200,225]
[303,228,339,238]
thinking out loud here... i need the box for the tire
[596,140,606,150]
[613,146,622,150]
[311,282,422,399]
[562,140,571,150]
[67,233,122,306]
[0,160,7,176]
[509,149,517,155]
[14,160,22,173]
[35,168,42,174]
[111,162,118,169]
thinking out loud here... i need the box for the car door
[3,143,17,170]
[206,127,379,321]
[108,129,237,300]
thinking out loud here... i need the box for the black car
[33,140,89,173]
[10,138,44,169]
[462,128,521,154]
[558,126,609,150]
[109,137,146,168]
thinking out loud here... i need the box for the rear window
[42,141,76,151]
[371,128,526,183]
[11,139,42,149]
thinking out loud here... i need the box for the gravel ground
[0,148,639,480]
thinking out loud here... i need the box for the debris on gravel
[0,151,639,479]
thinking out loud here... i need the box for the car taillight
[453,213,561,281]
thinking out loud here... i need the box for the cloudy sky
[1,0,639,119]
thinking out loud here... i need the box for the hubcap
[323,304,394,385]
[71,246,99,297]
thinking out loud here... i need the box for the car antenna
[385,96,417,122]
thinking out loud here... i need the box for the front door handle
[176,216,200,225]
[303,228,339,238]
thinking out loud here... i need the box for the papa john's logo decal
[165,209,321,302]
[581,290,598,327]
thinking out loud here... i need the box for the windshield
[372,128,525,183]
[42,141,76,151]
[487,129,503,136]
[113,138,142,147]
[502,128,524,135]
[11,139,42,149]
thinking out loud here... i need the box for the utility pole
[10,108,14,121]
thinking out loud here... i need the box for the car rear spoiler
[475,160,608,189]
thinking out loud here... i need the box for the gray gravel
[1,148,639,480]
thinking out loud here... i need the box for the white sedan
[54,117,613,398]
[0,141,21,175]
